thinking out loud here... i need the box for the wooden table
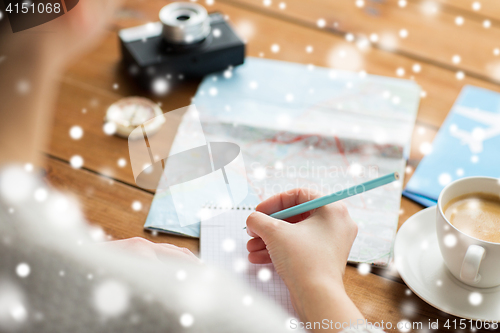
[45,0,500,331]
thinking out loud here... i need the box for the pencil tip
[394,172,400,180]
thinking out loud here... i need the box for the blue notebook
[404,85,500,206]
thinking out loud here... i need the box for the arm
[246,188,364,332]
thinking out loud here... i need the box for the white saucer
[395,206,500,321]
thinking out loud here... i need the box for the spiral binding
[201,203,256,210]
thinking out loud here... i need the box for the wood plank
[226,0,500,83]
[343,264,472,333]
[433,0,500,21]
[43,156,199,253]
[48,82,138,187]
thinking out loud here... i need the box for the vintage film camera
[119,2,245,91]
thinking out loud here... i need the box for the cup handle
[460,245,485,284]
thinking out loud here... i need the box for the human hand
[104,237,199,264]
[246,188,358,296]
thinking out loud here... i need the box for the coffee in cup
[437,177,500,288]
[443,192,500,244]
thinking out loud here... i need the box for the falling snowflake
[180,313,194,327]
[131,201,142,211]
[452,55,461,64]
[357,263,371,275]
[89,226,106,242]
[69,126,83,140]
[396,67,405,76]
[24,164,33,172]
[103,122,117,135]
[455,16,464,26]
[443,234,457,247]
[253,167,266,180]
[34,188,48,202]
[279,2,286,9]
[16,80,30,95]
[10,304,27,322]
[456,168,464,176]
[399,29,408,38]
[258,268,272,282]
[305,45,313,53]
[93,280,130,317]
[456,71,465,80]
[379,32,398,51]
[316,18,326,28]
[472,1,481,10]
[438,173,452,186]
[176,270,187,281]
[355,0,364,7]
[369,33,379,42]
[223,69,232,79]
[494,48,500,56]
[117,158,127,168]
[152,78,169,95]
[263,0,271,6]
[212,28,221,38]
[420,91,427,98]
[0,167,34,203]
[471,155,479,163]
[209,87,218,96]
[345,33,354,42]
[70,155,84,169]
[222,238,236,252]
[234,258,248,272]
[206,0,214,5]
[249,81,258,89]
[285,93,294,102]
[483,20,491,28]
[412,63,421,73]
[398,0,407,7]
[419,142,432,155]
[469,292,482,306]
[242,295,253,306]
[271,44,280,53]
[349,163,363,177]
[16,263,30,278]
[436,279,442,286]
[398,319,411,332]
[113,83,119,90]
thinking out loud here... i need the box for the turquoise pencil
[250,172,400,222]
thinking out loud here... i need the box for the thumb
[246,211,285,242]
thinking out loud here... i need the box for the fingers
[248,249,272,264]
[247,237,266,252]
[256,188,322,215]
[246,211,283,242]
[247,238,269,264]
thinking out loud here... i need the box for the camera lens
[159,2,211,44]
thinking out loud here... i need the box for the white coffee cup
[437,176,500,288]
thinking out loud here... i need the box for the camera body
[119,3,245,91]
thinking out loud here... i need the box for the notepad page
[200,208,295,315]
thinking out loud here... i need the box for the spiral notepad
[200,206,295,315]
